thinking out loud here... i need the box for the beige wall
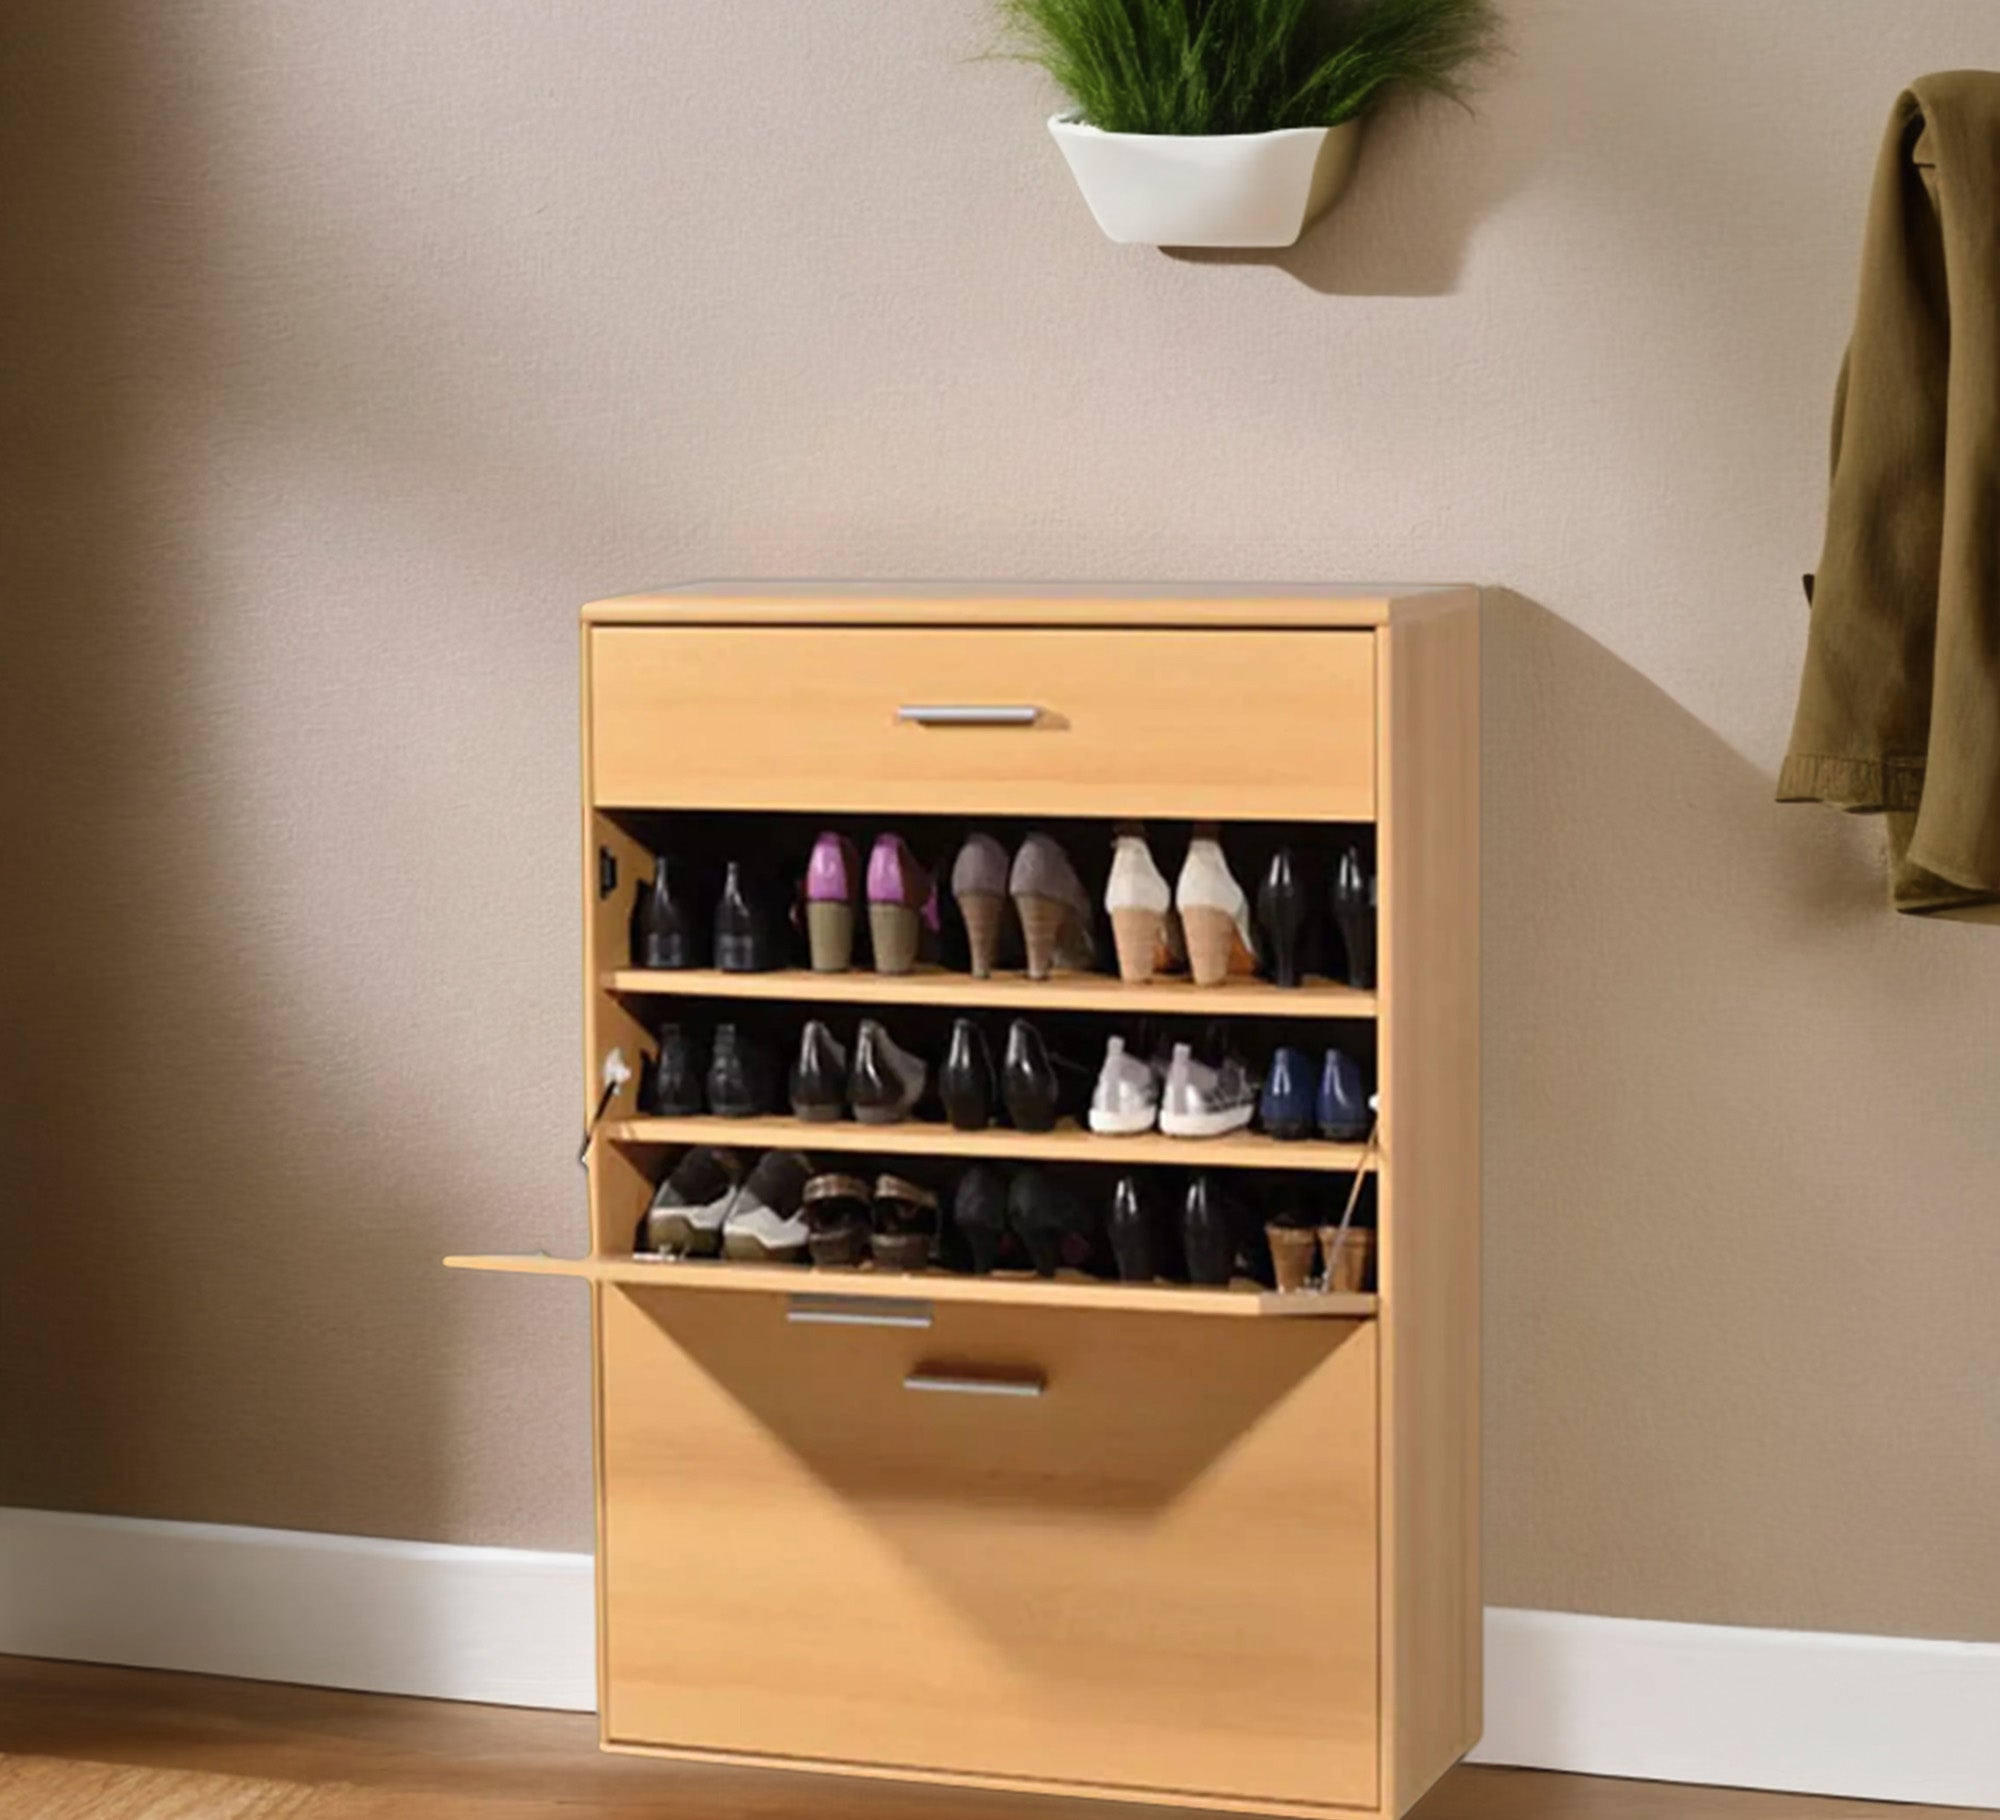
[4,0,1999,1642]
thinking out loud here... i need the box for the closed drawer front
[601,1288,1379,1810]
[590,626,1376,820]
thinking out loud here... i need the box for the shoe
[1104,825,1179,984]
[642,1024,706,1117]
[630,853,700,970]
[1331,845,1376,990]
[1318,1223,1376,1294]
[714,860,784,972]
[1258,1046,1317,1142]
[870,1173,939,1271]
[1088,1035,1160,1135]
[950,833,1011,979]
[802,1171,872,1266]
[938,1017,994,1131]
[706,1023,776,1118]
[1182,1173,1243,1286]
[1175,830,1259,987]
[1009,833,1095,981]
[719,1150,815,1261]
[1107,1173,1166,1282]
[1256,849,1308,989]
[788,1020,848,1122]
[849,1018,927,1124]
[866,835,938,975]
[1001,1018,1060,1132]
[639,1147,741,1254]
[1160,1040,1258,1139]
[1317,1049,1369,1141]
[803,834,861,973]
[1008,1169,1095,1278]
[1266,1218,1319,1293]
[951,1163,1010,1275]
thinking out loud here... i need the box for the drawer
[601,1288,1379,1810]
[589,626,1376,820]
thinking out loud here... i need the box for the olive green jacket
[1779,72,2000,912]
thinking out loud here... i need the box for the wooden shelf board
[445,1253,1376,1320]
[603,966,1375,1020]
[601,1115,1369,1174]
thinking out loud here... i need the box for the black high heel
[1001,1019,1060,1132]
[951,1164,1010,1275]
[1010,1170,1099,1278]
[1331,845,1376,990]
[939,1017,994,1131]
[1107,1173,1164,1283]
[1256,848,1308,988]
[1182,1173,1241,1286]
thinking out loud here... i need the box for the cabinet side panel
[1377,606,1481,1814]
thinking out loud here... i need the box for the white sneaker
[1159,1041,1259,1138]
[1088,1035,1161,1135]
[1174,832,1258,987]
[1105,825,1183,983]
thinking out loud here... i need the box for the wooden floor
[0,1656,1975,1820]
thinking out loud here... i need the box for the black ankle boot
[1256,848,1308,989]
[1182,1173,1241,1286]
[1330,845,1376,991]
[706,1023,774,1117]
[788,1020,848,1122]
[1107,1173,1165,1283]
[939,1018,994,1131]
[1001,1019,1060,1132]
[631,853,701,970]
[644,1024,706,1116]
[714,860,782,972]
[951,1164,1010,1275]
[1009,1169,1098,1277]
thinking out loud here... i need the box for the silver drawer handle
[903,1371,1045,1399]
[787,1295,933,1330]
[896,704,1040,727]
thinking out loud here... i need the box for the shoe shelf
[445,1251,1379,1319]
[602,1113,1371,1173]
[603,964,1377,1019]
[451,586,1479,1820]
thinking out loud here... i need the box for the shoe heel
[868,902,921,974]
[1020,1228,1062,1277]
[1267,1225,1318,1293]
[1181,906,1237,988]
[1318,1227,1375,1294]
[723,1230,804,1263]
[962,1227,1003,1275]
[1110,1230,1153,1283]
[806,901,854,972]
[1014,892,1068,981]
[1109,907,1163,984]
[808,1228,869,1268]
[958,891,1005,978]
[714,932,774,973]
[870,1230,931,1272]
[1261,903,1305,989]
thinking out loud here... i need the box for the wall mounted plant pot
[1048,110,1362,248]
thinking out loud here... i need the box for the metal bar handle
[903,1371,1046,1399]
[787,1295,934,1330]
[896,704,1040,727]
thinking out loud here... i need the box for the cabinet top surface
[582,581,1478,629]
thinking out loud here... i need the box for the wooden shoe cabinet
[450,585,1480,1819]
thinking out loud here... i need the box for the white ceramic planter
[1048,109,1362,248]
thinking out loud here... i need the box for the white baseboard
[0,1507,594,1710]
[3,1509,1995,1807]
[1472,1606,2000,1810]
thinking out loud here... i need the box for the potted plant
[998,0,1502,248]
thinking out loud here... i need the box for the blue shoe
[1258,1046,1317,1142]
[1317,1049,1369,1141]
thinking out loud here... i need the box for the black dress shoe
[1182,1173,1243,1286]
[1256,848,1308,989]
[1330,845,1376,990]
[643,1024,706,1116]
[1107,1173,1167,1283]
[706,1023,775,1117]
[631,853,702,970]
[849,1018,927,1125]
[1001,1019,1060,1132]
[714,860,784,972]
[939,1017,994,1131]
[788,1020,849,1122]
[951,1164,1010,1275]
[1009,1169,1099,1277]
